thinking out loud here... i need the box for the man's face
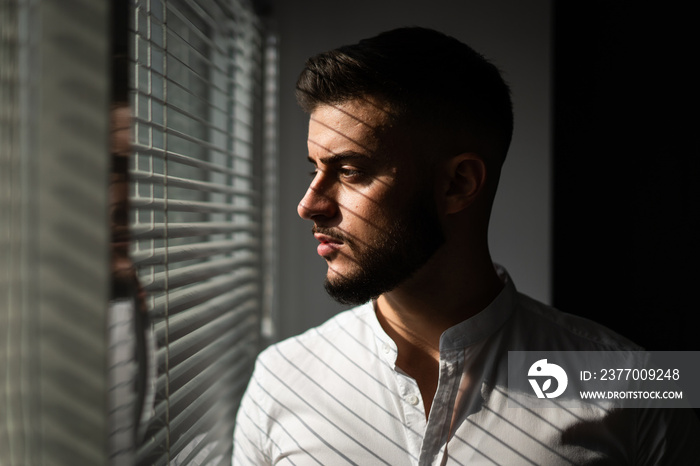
[297,99,445,304]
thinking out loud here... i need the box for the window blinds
[129,0,266,463]
[2,1,111,464]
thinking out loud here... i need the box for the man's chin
[323,277,376,306]
[323,265,386,305]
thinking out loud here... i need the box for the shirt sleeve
[233,361,273,466]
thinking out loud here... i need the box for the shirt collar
[439,266,516,351]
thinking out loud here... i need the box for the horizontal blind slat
[132,141,253,167]
[150,274,258,318]
[131,239,257,265]
[143,258,258,291]
[131,222,257,240]
[164,124,254,154]
[130,170,256,196]
[131,196,257,214]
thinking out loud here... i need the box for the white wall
[273,0,552,340]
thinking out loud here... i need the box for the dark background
[553,2,698,351]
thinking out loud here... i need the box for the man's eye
[338,167,363,179]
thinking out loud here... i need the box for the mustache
[312,226,352,244]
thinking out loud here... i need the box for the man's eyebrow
[307,151,371,165]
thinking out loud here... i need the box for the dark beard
[324,187,445,305]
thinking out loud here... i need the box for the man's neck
[373,253,503,416]
[376,257,503,349]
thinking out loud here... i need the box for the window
[2,0,111,464]
[129,0,275,463]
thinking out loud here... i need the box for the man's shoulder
[256,302,377,367]
[513,292,642,351]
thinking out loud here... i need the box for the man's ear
[441,153,487,215]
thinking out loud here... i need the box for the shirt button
[446,364,455,375]
[382,344,391,354]
[406,394,419,406]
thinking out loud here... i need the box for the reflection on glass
[108,102,154,465]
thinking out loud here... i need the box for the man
[234,27,699,465]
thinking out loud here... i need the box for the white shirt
[233,269,700,465]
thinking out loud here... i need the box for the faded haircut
[296,27,514,162]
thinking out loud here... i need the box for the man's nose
[297,175,337,221]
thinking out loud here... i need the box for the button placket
[396,371,426,432]
[419,349,464,465]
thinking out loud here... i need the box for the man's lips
[314,233,344,257]
[314,233,343,244]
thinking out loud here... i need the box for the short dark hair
[296,27,513,161]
